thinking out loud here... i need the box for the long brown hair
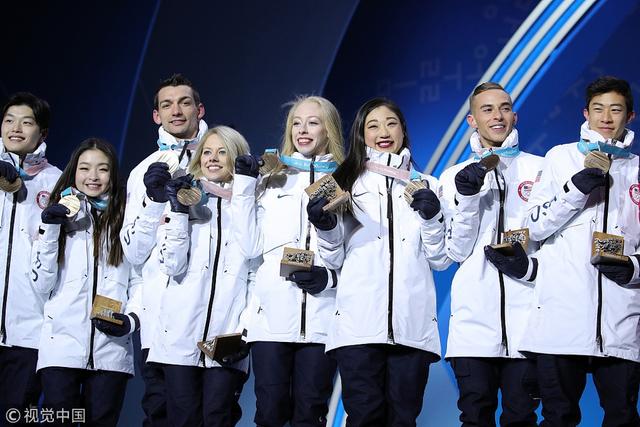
[49,138,125,266]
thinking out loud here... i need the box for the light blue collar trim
[473,145,520,160]
[157,138,197,151]
[577,139,631,158]
[279,154,337,173]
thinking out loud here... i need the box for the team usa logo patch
[629,184,640,206]
[518,180,534,202]
[36,191,51,209]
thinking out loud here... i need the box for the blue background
[3,1,640,425]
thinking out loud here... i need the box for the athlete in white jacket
[146,126,254,427]
[32,138,141,426]
[0,92,62,416]
[231,96,343,427]
[119,74,207,426]
[438,83,542,426]
[520,76,640,426]
[310,98,447,427]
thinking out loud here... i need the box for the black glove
[235,155,260,178]
[595,258,634,286]
[454,162,489,196]
[92,313,132,337]
[571,167,607,195]
[221,340,251,366]
[41,203,70,225]
[288,266,329,295]
[484,242,531,280]
[165,175,193,214]
[144,162,171,203]
[410,188,441,220]
[307,197,337,231]
[0,160,19,183]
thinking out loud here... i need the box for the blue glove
[410,188,441,220]
[235,155,260,178]
[144,162,171,203]
[307,197,337,231]
[288,266,329,295]
[571,167,607,195]
[595,257,634,286]
[0,160,19,183]
[454,162,489,196]
[484,242,533,280]
[41,203,70,225]
[92,313,134,337]
[221,340,251,365]
[165,175,193,214]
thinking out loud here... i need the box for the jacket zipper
[200,197,223,365]
[0,191,19,344]
[87,209,99,369]
[300,159,315,340]
[386,156,395,344]
[596,168,611,353]
[494,169,509,356]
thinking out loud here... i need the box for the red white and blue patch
[36,191,50,209]
[630,184,640,206]
[518,180,534,202]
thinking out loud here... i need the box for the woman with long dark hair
[31,138,140,426]
[308,98,450,426]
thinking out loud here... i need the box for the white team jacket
[0,141,61,349]
[120,121,207,349]
[230,152,338,344]
[31,199,141,375]
[147,186,253,370]
[439,130,544,358]
[520,123,640,362]
[315,148,448,354]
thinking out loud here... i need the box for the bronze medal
[0,176,22,193]
[177,186,203,206]
[479,154,500,172]
[59,194,81,217]
[584,151,611,173]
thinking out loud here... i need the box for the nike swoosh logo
[277,194,292,198]
[352,192,366,198]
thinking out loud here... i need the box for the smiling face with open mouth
[290,100,328,158]
[1,105,45,156]
[75,148,111,198]
[199,133,232,183]
[467,88,517,148]
[363,105,404,154]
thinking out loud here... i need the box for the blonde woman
[146,126,255,427]
[232,96,344,426]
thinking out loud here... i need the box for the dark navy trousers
[40,366,129,427]
[450,357,539,427]
[251,341,337,427]
[161,364,247,427]
[0,346,40,426]
[333,344,436,427]
[536,353,640,427]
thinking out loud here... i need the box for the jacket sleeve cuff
[38,223,61,241]
[127,313,140,334]
[521,257,538,282]
[141,196,167,218]
[629,255,640,285]
[454,192,481,212]
[233,174,258,197]
[561,179,590,210]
